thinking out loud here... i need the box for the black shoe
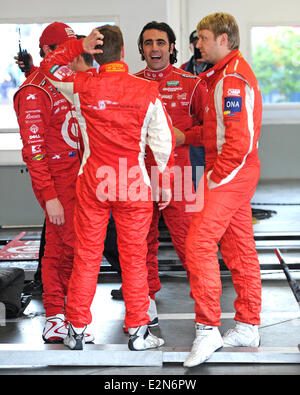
[23,280,43,296]
[128,325,164,351]
[111,287,123,300]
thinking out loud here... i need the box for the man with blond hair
[181,12,263,367]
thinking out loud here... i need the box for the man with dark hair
[13,22,93,344]
[137,21,178,66]
[40,25,175,351]
[182,12,262,367]
[133,21,207,325]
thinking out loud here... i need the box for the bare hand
[45,198,65,225]
[158,188,172,210]
[83,29,104,55]
[173,127,186,147]
[207,179,218,190]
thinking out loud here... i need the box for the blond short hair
[197,12,240,50]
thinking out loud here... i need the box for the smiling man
[140,28,173,70]
[134,21,207,327]
[182,12,263,367]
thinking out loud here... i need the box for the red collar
[143,64,173,81]
[98,61,128,73]
[86,67,97,76]
[200,50,242,81]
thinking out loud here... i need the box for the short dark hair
[93,25,123,65]
[76,35,94,67]
[137,21,178,64]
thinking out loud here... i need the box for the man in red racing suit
[182,13,263,367]
[39,25,175,351]
[13,22,86,343]
[15,40,123,297]
[135,22,207,304]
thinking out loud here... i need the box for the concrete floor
[0,271,299,375]
[0,180,300,376]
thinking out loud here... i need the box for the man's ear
[219,33,229,48]
[121,45,125,60]
[169,42,174,54]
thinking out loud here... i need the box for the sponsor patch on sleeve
[32,154,45,161]
[224,96,242,116]
[50,65,73,81]
[227,88,240,96]
[31,145,42,154]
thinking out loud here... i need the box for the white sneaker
[64,324,86,350]
[128,325,164,351]
[222,321,260,347]
[42,314,68,343]
[42,314,94,344]
[184,323,223,367]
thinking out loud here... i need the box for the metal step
[0,344,299,366]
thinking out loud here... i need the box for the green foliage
[252,28,300,103]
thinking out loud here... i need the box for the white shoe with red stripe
[42,314,94,344]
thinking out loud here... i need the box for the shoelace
[187,337,206,359]
[190,326,215,347]
[224,324,248,338]
[146,334,161,347]
[191,331,209,348]
[224,327,237,337]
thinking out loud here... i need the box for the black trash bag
[0,268,30,318]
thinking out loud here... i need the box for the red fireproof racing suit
[135,64,207,297]
[40,39,175,328]
[14,69,81,317]
[184,50,262,327]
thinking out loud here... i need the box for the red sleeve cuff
[41,187,57,203]
[184,131,196,146]
[209,171,222,184]
[184,125,203,146]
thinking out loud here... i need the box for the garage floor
[0,180,299,376]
